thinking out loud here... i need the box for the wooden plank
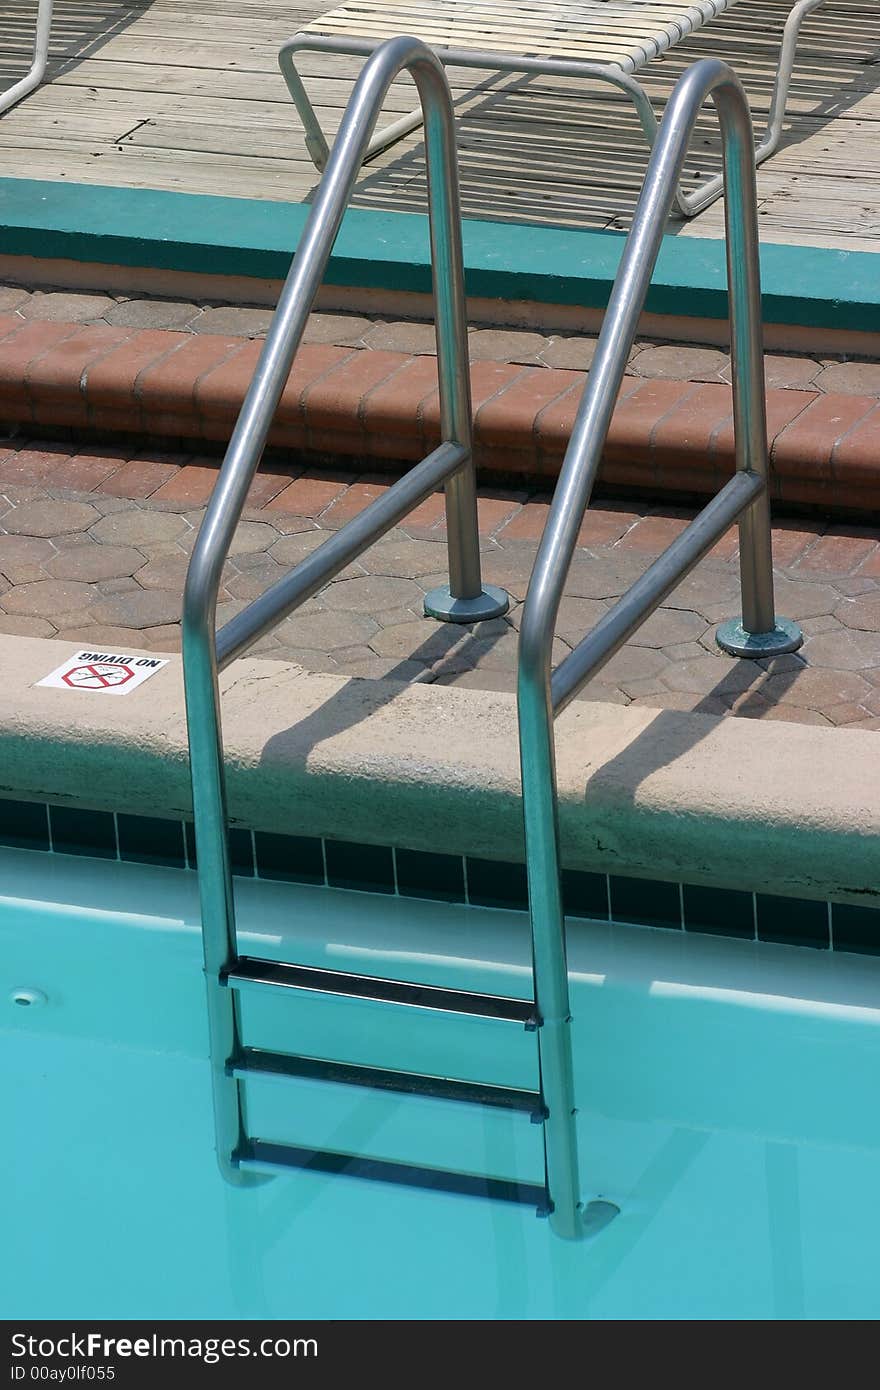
[0,0,875,254]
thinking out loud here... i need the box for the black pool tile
[325,839,395,895]
[466,857,529,911]
[50,806,116,859]
[395,848,465,903]
[185,823,255,876]
[562,869,608,921]
[683,884,753,939]
[756,893,829,950]
[832,901,880,956]
[610,875,681,930]
[0,798,50,852]
[255,832,325,885]
[117,814,186,869]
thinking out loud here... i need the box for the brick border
[1,317,879,511]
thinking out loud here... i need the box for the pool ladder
[183,41,800,1241]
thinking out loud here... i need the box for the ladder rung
[230,1047,548,1120]
[235,1138,551,1214]
[223,957,539,1027]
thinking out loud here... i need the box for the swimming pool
[5,842,880,1320]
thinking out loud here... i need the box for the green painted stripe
[0,177,877,332]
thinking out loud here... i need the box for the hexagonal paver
[177,515,275,557]
[630,690,729,716]
[369,617,466,663]
[661,653,763,696]
[628,607,706,649]
[89,590,183,630]
[768,576,840,621]
[468,328,547,363]
[273,609,378,651]
[54,625,150,647]
[3,499,100,538]
[361,537,448,578]
[539,336,598,372]
[590,645,670,685]
[224,557,284,601]
[797,613,842,637]
[665,566,742,619]
[761,666,872,709]
[800,629,880,671]
[98,576,142,597]
[139,624,182,652]
[267,530,330,564]
[22,291,113,322]
[813,361,880,395]
[660,641,708,664]
[564,552,651,600]
[632,344,728,381]
[465,631,569,672]
[573,682,630,705]
[89,509,188,547]
[477,550,538,601]
[45,543,145,583]
[134,553,197,591]
[365,605,418,631]
[323,575,425,614]
[0,614,56,638]
[435,668,516,694]
[0,534,55,582]
[269,646,339,672]
[361,321,437,355]
[2,579,94,618]
[836,593,880,631]
[104,299,199,330]
[553,596,608,645]
[826,702,874,727]
[834,576,877,597]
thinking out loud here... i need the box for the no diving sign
[37,649,170,697]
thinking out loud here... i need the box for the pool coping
[1,178,879,336]
[1,635,877,955]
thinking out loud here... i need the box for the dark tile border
[0,796,877,959]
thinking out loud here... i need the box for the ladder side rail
[517,58,799,1240]
[181,36,483,1184]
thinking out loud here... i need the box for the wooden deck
[0,0,877,250]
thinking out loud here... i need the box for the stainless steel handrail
[182,36,507,1188]
[517,58,803,1241]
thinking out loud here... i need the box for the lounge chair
[279,0,828,215]
[1,0,53,114]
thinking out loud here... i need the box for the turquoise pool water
[3,846,880,1320]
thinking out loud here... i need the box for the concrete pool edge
[1,178,879,339]
[0,634,876,913]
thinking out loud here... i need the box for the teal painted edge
[0,177,877,332]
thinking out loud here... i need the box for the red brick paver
[0,319,875,512]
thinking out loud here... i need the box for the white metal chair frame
[1,0,54,115]
[279,0,828,216]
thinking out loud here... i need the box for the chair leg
[279,35,426,173]
[0,0,54,116]
[585,68,697,219]
[673,0,828,217]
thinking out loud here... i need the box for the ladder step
[223,957,538,1027]
[230,1047,547,1120]
[235,1138,551,1214]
